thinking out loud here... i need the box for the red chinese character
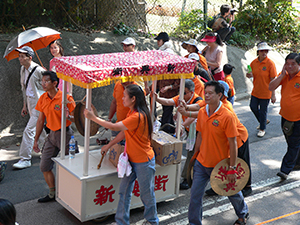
[236,163,246,180]
[215,166,228,181]
[132,180,140,197]
[155,175,169,192]
[94,185,115,206]
[224,181,238,192]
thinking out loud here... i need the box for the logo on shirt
[295,83,300,89]
[54,104,60,111]
[262,66,267,71]
[212,120,219,127]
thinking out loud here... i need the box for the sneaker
[277,171,288,180]
[13,159,31,169]
[0,162,7,182]
[257,130,265,137]
[242,187,252,197]
[205,188,217,196]
[38,195,55,203]
[256,120,270,130]
[180,179,190,190]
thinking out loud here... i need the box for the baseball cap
[218,80,229,98]
[154,32,169,41]
[121,37,136,45]
[15,46,35,57]
[188,53,200,61]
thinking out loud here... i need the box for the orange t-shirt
[113,81,140,122]
[185,53,209,71]
[279,71,300,121]
[173,93,202,122]
[35,90,75,131]
[225,74,236,97]
[222,99,248,148]
[251,57,277,99]
[192,76,205,99]
[196,103,238,168]
[122,110,154,163]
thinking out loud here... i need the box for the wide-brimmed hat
[181,39,199,51]
[201,35,217,42]
[257,42,273,51]
[74,102,100,136]
[121,37,136,46]
[188,53,199,61]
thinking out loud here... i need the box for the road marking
[154,174,300,224]
[255,210,300,225]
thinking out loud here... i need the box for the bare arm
[227,136,237,183]
[101,131,125,155]
[153,92,175,106]
[33,112,46,152]
[269,65,287,91]
[191,131,202,161]
[84,109,127,131]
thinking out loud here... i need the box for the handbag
[117,143,132,178]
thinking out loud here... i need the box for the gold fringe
[56,72,194,89]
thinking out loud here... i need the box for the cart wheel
[92,215,109,223]
[187,158,195,187]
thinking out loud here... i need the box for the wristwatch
[229,165,237,170]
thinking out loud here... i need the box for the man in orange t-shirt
[33,71,76,203]
[224,64,236,105]
[269,53,300,180]
[246,42,277,138]
[188,80,248,225]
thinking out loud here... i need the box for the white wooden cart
[51,50,195,222]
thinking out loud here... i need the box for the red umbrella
[3,27,61,67]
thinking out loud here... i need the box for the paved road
[2,92,300,225]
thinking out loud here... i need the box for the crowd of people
[1,15,300,224]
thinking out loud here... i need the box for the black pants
[217,26,236,42]
[238,138,251,187]
[160,105,175,134]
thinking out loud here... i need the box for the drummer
[84,84,159,225]
[188,80,249,225]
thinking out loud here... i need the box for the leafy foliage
[233,0,300,47]
[172,9,205,39]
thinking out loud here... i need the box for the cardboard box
[151,131,183,166]
[109,144,125,167]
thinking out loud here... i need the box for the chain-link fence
[1,0,235,34]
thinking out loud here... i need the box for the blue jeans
[188,160,248,225]
[250,95,270,130]
[115,157,158,225]
[280,117,300,174]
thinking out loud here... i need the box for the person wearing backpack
[212,4,236,43]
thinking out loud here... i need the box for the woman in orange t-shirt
[246,42,277,138]
[84,84,158,225]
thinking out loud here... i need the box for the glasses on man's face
[41,80,51,85]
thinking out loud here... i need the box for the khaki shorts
[40,127,73,172]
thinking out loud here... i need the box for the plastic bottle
[69,136,76,159]
[247,65,252,73]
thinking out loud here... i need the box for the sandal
[233,213,249,225]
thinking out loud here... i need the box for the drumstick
[97,152,105,169]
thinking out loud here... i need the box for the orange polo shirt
[196,103,238,168]
[192,76,205,99]
[122,110,154,163]
[279,71,300,121]
[113,81,140,122]
[250,57,277,99]
[173,93,202,123]
[222,99,248,148]
[185,53,209,71]
[35,90,75,131]
[225,74,236,97]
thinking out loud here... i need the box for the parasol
[3,26,61,67]
[52,50,196,176]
